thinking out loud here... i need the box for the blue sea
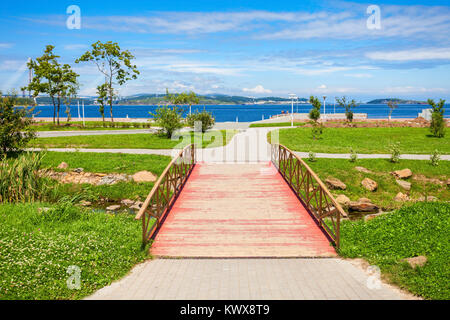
[31,104,450,122]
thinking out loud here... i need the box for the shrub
[186,110,215,133]
[389,142,401,163]
[428,99,446,138]
[336,96,358,123]
[0,95,36,154]
[308,151,316,162]
[308,96,321,122]
[429,149,441,166]
[151,105,183,138]
[311,122,324,140]
[349,148,358,162]
[0,152,48,203]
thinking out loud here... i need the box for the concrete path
[151,162,336,258]
[33,126,449,160]
[86,258,408,300]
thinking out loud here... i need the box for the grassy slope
[31,130,237,149]
[0,202,149,300]
[307,158,449,210]
[274,127,450,154]
[340,202,450,300]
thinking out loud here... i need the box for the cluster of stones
[43,162,157,186]
[106,199,145,212]
[327,166,445,215]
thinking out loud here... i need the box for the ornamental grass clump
[0,152,48,203]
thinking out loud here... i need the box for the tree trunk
[109,80,114,123]
[57,97,60,126]
[51,96,56,124]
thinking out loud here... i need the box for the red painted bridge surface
[151,162,337,258]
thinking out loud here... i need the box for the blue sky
[1,0,450,101]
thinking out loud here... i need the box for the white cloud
[366,48,450,61]
[317,84,327,89]
[344,73,373,78]
[63,44,89,51]
[243,85,272,94]
[0,43,14,49]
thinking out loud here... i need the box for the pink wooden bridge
[136,144,346,258]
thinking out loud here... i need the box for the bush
[308,96,321,122]
[429,149,441,167]
[389,142,401,163]
[428,99,446,138]
[151,105,183,138]
[0,95,36,154]
[349,148,358,162]
[308,151,316,162]
[311,122,324,140]
[186,110,215,133]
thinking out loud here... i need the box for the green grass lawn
[340,202,450,300]
[306,158,449,211]
[249,122,306,128]
[0,202,149,300]
[273,127,450,154]
[30,130,237,149]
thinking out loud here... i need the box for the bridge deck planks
[151,162,337,258]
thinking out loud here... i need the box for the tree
[336,96,358,123]
[96,83,109,126]
[428,99,446,138]
[23,45,79,125]
[308,96,321,122]
[150,105,184,138]
[187,110,215,133]
[387,100,398,122]
[76,41,139,122]
[0,94,36,154]
[62,72,79,123]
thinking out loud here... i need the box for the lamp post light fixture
[288,93,297,127]
[323,95,327,120]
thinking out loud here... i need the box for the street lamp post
[288,93,297,127]
[323,95,327,120]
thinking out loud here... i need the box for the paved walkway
[151,162,336,258]
[86,258,408,300]
[32,127,449,161]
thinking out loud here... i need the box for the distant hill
[367,98,427,105]
[120,94,309,105]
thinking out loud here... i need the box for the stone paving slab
[86,258,409,300]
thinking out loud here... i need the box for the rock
[447,178,450,187]
[106,205,121,211]
[394,192,409,202]
[132,171,157,183]
[134,201,144,207]
[57,162,69,169]
[359,197,372,203]
[130,204,141,211]
[348,198,379,213]
[354,166,372,174]
[325,177,347,190]
[417,196,438,202]
[413,174,443,185]
[391,169,412,179]
[403,256,427,269]
[121,199,134,206]
[79,200,92,206]
[98,174,129,186]
[335,194,351,207]
[73,168,84,173]
[361,178,378,192]
[396,179,411,191]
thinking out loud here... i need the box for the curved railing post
[136,144,196,244]
[270,143,347,249]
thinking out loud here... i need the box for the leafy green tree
[62,75,79,123]
[427,99,446,138]
[23,45,79,125]
[151,106,184,138]
[96,83,109,126]
[76,41,139,122]
[308,96,321,122]
[336,96,358,123]
[0,94,36,154]
[187,110,215,133]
